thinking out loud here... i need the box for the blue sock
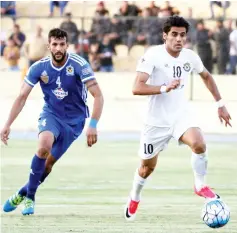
[18,169,50,196]
[18,183,28,196]
[40,171,50,184]
[26,155,46,201]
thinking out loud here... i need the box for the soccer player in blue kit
[1,28,104,215]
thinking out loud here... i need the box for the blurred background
[1,2,237,233]
[0,0,237,136]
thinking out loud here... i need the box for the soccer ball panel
[201,200,230,228]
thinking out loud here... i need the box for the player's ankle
[195,184,203,192]
[130,191,141,202]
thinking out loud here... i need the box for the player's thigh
[37,115,61,158]
[38,115,61,147]
[51,120,85,160]
[172,112,203,145]
[179,127,206,148]
[139,125,172,160]
[38,131,55,150]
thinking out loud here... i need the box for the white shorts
[139,117,199,160]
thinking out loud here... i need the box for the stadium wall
[0,72,236,134]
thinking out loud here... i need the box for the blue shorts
[38,113,85,160]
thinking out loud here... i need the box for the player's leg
[17,131,73,215]
[18,154,57,197]
[125,125,171,221]
[40,154,57,184]
[3,131,55,213]
[130,155,158,202]
[3,115,60,214]
[125,155,159,221]
[21,131,55,215]
[179,127,219,199]
[20,119,84,214]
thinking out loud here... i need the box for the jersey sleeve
[24,63,41,87]
[136,48,155,75]
[191,52,204,74]
[72,55,95,83]
[79,62,95,83]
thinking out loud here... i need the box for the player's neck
[165,45,180,58]
[52,54,68,67]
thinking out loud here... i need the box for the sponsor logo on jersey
[183,62,191,72]
[82,67,93,76]
[66,65,74,76]
[40,71,49,84]
[52,76,68,99]
[52,87,68,100]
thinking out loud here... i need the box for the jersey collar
[50,53,70,71]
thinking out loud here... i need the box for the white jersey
[229,29,237,56]
[136,44,204,127]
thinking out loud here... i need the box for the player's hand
[166,79,181,92]
[0,126,11,145]
[218,106,232,127]
[86,127,97,147]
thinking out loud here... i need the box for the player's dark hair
[48,28,68,42]
[163,15,190,34]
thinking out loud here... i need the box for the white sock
[130,169,146,201]
[191,151,208,191]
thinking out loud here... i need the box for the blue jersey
[24,53,95,125]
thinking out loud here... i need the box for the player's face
[48,37,68,63]
[163,27,187,53]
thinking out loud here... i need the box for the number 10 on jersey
[173,66,182,78]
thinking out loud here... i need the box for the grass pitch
[1,139,237,233]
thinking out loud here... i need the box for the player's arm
[133,71,180,95]
[86,79,104,122]
[0,82,33,145]
[85,79,104,147]
[199,68,222,101]
[199,68,232,127]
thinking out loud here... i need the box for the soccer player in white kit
[124,16,232,221]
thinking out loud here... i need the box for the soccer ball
[201,199,230,228]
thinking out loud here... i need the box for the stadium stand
[1,1,236,72]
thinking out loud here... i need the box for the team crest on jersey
[66,65,74,76]
[40,71,49,84]
[183,62,191,72]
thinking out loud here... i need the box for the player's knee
[192,141,206,154]
[139,165,155,178]
[37,147,51,159]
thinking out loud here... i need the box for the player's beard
[52,52,66,63]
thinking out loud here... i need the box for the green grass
[1,140,237,233]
